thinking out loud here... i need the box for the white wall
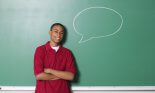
[0,90,155,93]
[0,86,155,93]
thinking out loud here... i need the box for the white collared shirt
[52,46,59,52]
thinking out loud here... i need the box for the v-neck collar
[45,41,62,53]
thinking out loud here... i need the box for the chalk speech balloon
[73,7,123,43]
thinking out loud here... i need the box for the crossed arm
[35,68,75,81]
[34,47,75,81]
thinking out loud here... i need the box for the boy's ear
[48,31,51,35]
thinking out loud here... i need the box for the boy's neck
[50,41,59,47]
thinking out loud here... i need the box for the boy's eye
[54,30,58,33]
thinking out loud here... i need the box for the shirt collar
[45,41,62,52]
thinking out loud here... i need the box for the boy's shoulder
[35,44,46,51]
[61,46,72,53]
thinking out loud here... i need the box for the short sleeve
[34,47,44,76]
[65,50,76,74]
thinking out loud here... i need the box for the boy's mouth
[55,37,61,40]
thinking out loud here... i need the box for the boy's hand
[44,68,52,74]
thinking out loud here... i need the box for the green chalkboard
[0,0,155,86]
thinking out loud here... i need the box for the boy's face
[49,25,64,44]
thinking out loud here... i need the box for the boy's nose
[57,33,61,37]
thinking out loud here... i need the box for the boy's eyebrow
[52,29,64,33]
[52,29,58,31]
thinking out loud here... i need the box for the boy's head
[49,23,65,44]
[50,23,65,32]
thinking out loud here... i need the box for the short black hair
[50,23,65,31]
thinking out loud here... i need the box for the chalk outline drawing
[73,7,123,43]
